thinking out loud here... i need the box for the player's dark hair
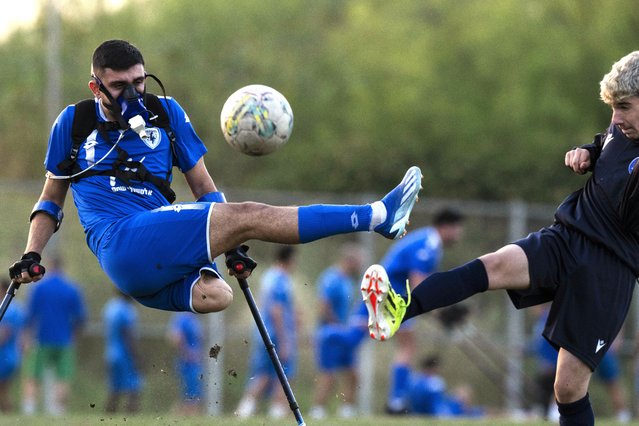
[275,245,295,263]
[92,40,144,73]
[433,208,464,226]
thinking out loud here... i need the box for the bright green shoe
[360,264,410,341]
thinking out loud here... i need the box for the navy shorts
[97,202,220,312]
[509,223,635,370]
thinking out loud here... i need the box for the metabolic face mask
[117,84,149,122]
[94,75,149,138]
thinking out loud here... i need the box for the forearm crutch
[0,280,20,323]
[226,247,305,426]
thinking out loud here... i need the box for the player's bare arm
[565,147,591,175]
[183,157,218,200]
[19,177,70,284]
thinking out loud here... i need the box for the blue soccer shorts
[315,325,358,371]
[108,358,143,392]
[97,202,220,312]
[248,341,297,380]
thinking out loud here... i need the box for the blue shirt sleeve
[163,97,207,172]
[44,105,75,176]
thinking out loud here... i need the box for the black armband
[30,201,64,232]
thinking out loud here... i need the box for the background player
[0,278,25,413]
[378,207,465,414]
[22,256,86,416]
[166,311,204,415]
[103,291,143,414]
[309,243,365,419]
[235,246,299,419]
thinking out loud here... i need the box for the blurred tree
[1,0,638,203]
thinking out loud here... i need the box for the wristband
[30,201,64,232]
[197,191,226,203]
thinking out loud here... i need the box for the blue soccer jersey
[44,97,207,254]
[249,266,297,377]
[317,266,356,326]
[0,300,25,379]
[381,226,443,293]
[26,273,87,346]
[103,297,139,364]
[168,312,203,364]
[168,312,203,400]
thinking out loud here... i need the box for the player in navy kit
[362,51,639,425]
[8,39,422,316]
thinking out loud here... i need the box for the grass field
[3,414,639,426]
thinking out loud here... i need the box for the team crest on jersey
[142,128,161,149]
[629,157,639,174]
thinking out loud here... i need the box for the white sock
[369,201,387,230]
[22,399,36,415]
[309,405,327,419]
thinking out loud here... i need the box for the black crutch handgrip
[224,245,257,275]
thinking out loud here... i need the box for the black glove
[9,252,46,280]
[224,245,257,275]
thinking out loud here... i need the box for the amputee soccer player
[8,39,422,316]
[362,51,639,426]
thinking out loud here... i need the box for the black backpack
[56,94,177,203]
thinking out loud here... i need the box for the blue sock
[387,363,411,410]
[404,259,489,321]
[298,204,372,243]
[557,393,594,426]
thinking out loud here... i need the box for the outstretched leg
[362,244,529,341]
[208,167,422,258]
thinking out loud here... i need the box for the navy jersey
[555,124,639,275]
[44,97,207,254]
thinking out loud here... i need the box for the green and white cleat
[360,264,410,341]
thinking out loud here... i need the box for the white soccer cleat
[374,166,423,239]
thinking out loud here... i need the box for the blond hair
[600,51,639,104]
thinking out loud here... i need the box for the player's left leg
[554,348,594,425]
[362,244,529,341]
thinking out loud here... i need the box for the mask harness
[53,73,177,203]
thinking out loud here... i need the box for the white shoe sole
[360,264,391,341]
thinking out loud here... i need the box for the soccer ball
[220,84,294,156]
